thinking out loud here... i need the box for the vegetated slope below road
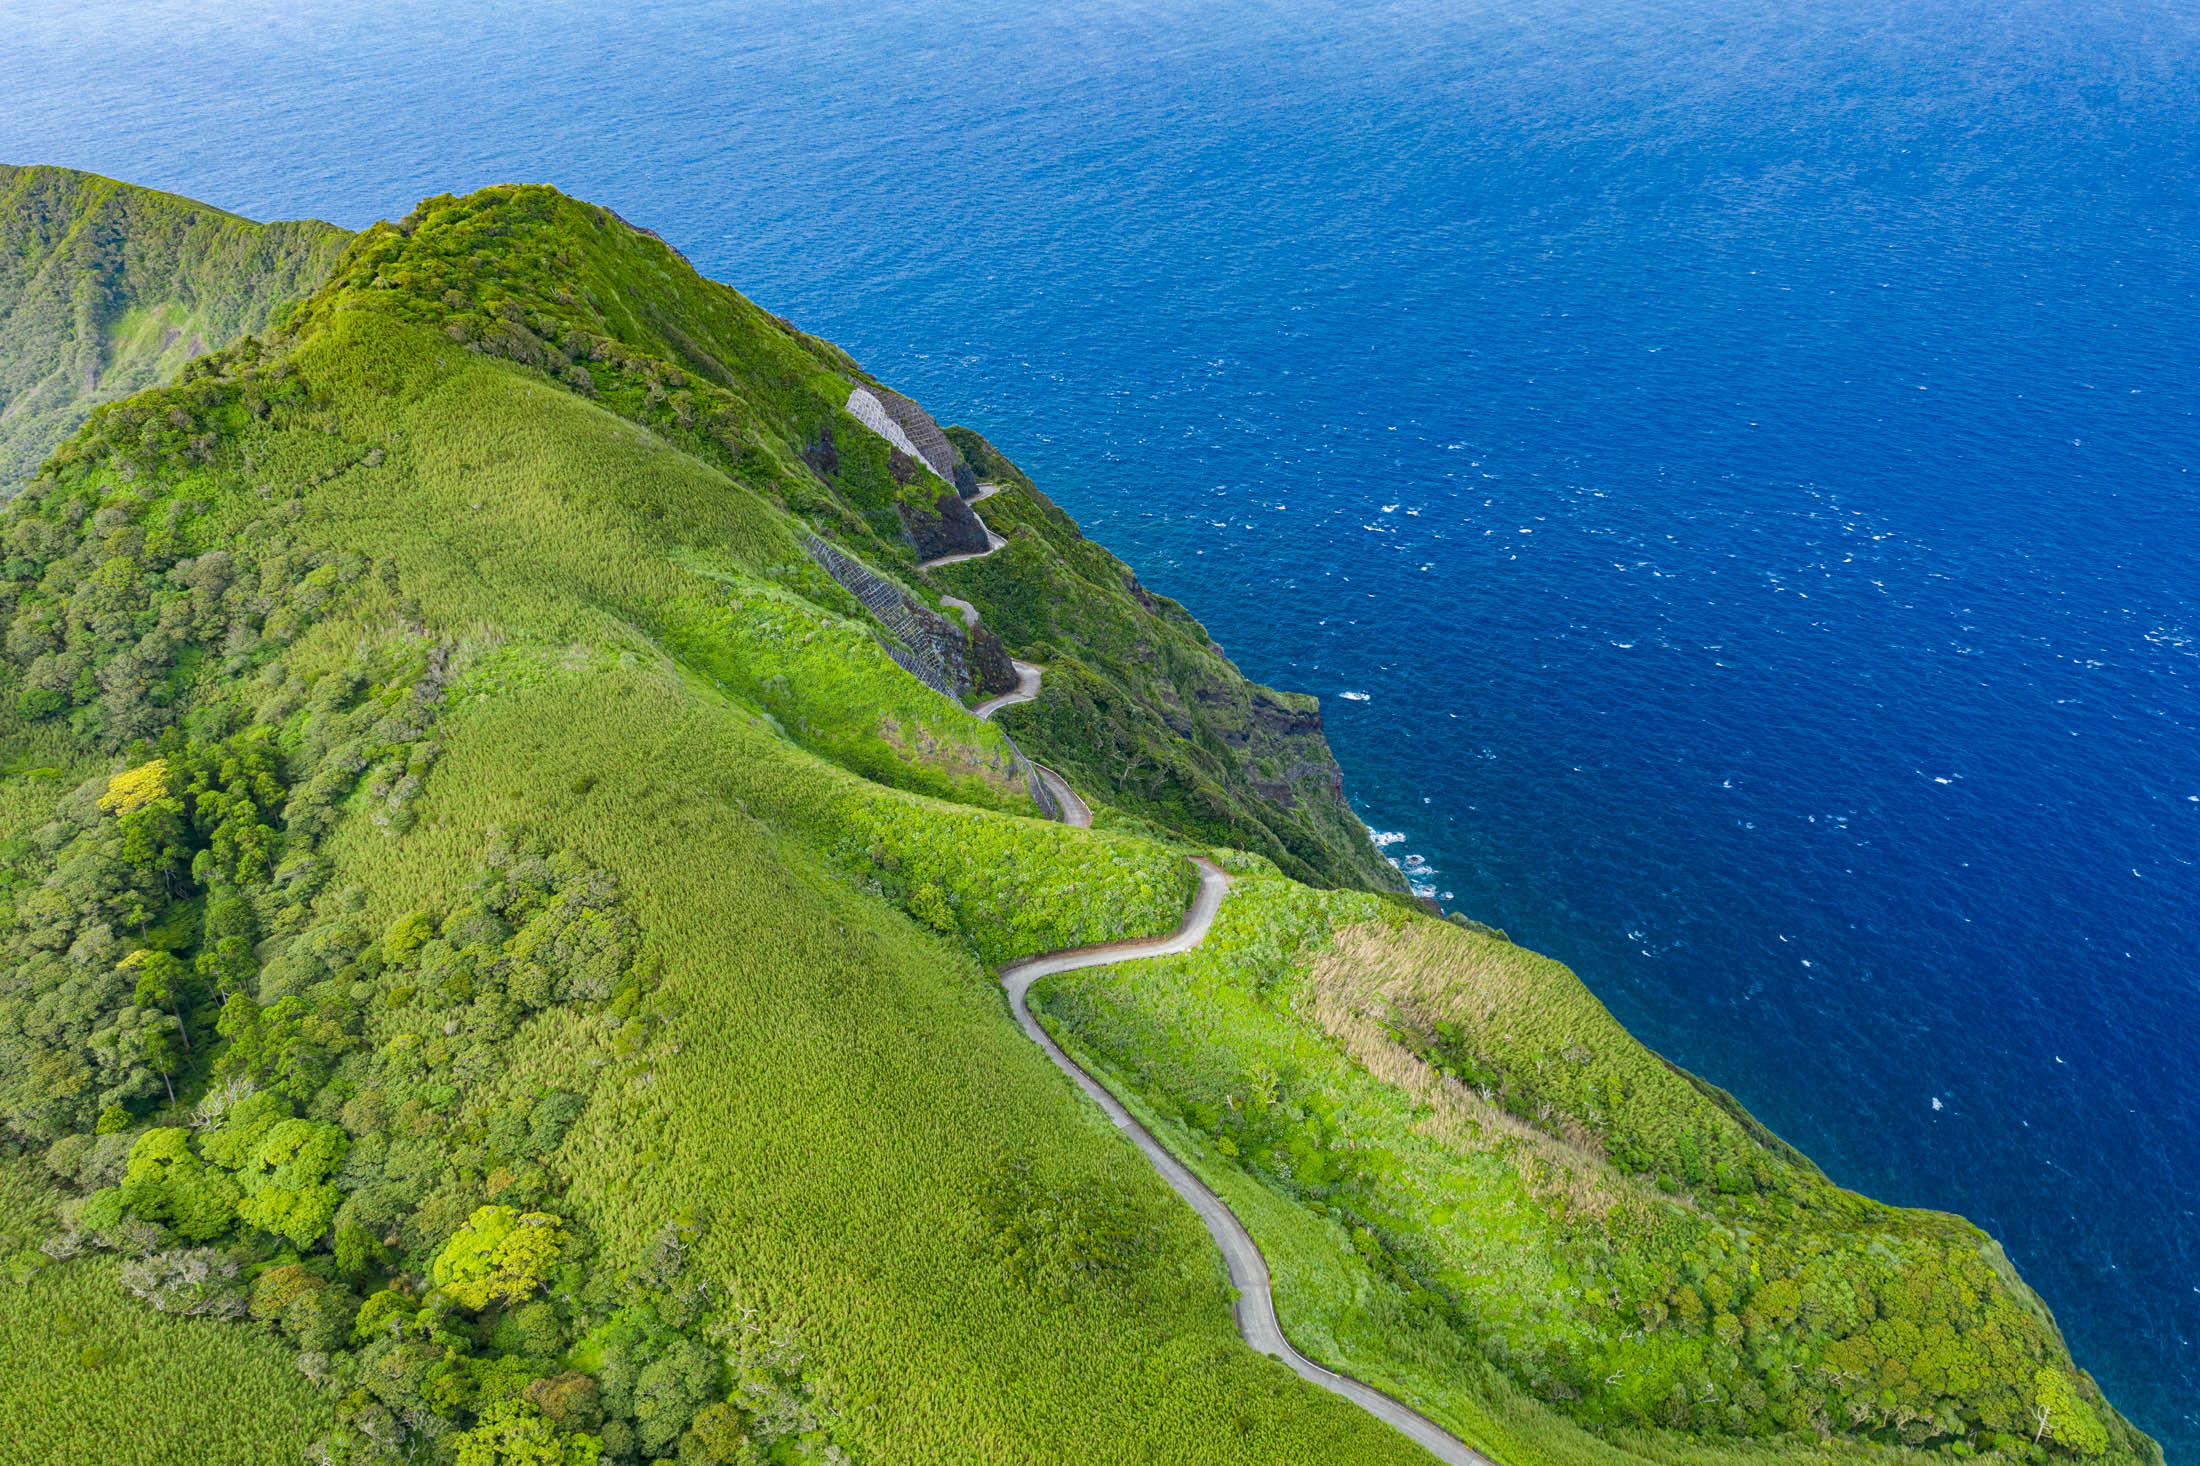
[935,426,1404,894]
[0,188,1435,1466]
[1006,860,1492,1466]
[1034,873,2159,1466]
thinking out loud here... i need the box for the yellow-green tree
[432,1206,568,1311]
[231,1117,348,1247]
[2034,1367,2109,1456]
[99,758,170,815]
[451,1399,601,1466]
[117,1127,240,1241]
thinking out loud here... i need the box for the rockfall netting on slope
[800,532,1060,821]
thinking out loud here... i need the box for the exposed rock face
[964,623,1019,696]
[804,419,841,478]
[899,490,991,560]
[1191,681,1345,805]
[1249,688,1324,739]
[934,489,991,546]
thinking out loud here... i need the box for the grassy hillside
[0,188,1426,1466]
[1033,871,2159,1466]
[0,1158,326,1465]
[0,179,2154,1466]
[295,185,1400,891]
[0,164,351,491]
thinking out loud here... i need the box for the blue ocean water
[3,0,2195,1453]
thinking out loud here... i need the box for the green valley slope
[0,163,351,491]
[0,179,2157,1466]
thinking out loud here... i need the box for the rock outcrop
[899,490,992,560]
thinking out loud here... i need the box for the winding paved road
[1028,762,1091,828]
[965,657,1091,826]
[919,480,1490,1458]
[973,658,1045,720]
[925,488,1098,829]
[937,594,984,632]
[999,860,1496,1466]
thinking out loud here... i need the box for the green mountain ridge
[0,164,353,492]
[0,175,2156,1466]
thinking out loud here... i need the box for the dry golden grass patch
[1310,921,1640,1224]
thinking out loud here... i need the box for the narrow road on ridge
[999,861,1496,1466]
[925,486,1094,828]
[1028,764,1089,828]
[973,658,1044,720]
[969,658,1089,827]
[918,481,1488,1458]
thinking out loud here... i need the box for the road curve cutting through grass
[999,859,1497,1466]
[925,485,1095,828]
[928,485,1483,1459]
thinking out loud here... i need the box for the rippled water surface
[4,0,2196,1454]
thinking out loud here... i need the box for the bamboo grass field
[0,1159,326,1464]
[0,184,1416,1465]
[0,181,2156,1466]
